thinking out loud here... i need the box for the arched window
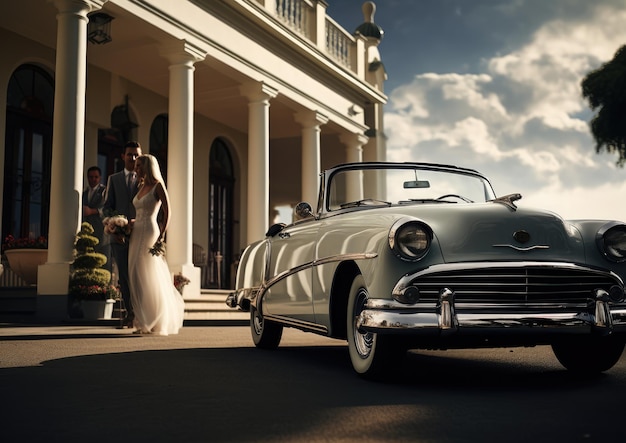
[149,114,168,182]
[3,64,54,240]
[97,96,139,182]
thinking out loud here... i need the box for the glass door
[208,139,234,289]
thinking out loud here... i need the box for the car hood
[406,203,584,263]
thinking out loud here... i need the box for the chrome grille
[413,266,620,304]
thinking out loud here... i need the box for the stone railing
[0,258,28,287]
[275,0,311,36]
[325,15,353,69]
[260,0,358,72]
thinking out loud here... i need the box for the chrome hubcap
[353,287,373,358]
[253,310,263,335]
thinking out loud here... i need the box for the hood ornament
[490,193,522,211]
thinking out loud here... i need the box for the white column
[295,111,328,207]
[240,82,278,244]
[37,0,105,319]
[160,41,206,298]
[340,132,368,203]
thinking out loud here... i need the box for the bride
[128,154,184,335]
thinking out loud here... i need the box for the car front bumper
[358,297,626,336]
[358,262,626,337]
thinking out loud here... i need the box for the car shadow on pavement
[2,342,624,442]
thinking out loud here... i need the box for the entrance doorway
[208,138,234,289]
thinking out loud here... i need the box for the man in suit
[82,166,110,272]
[103,141,142,328]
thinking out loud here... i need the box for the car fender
[568,219,626,280]
[234,239,268,309]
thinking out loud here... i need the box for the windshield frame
[319,162,497,214]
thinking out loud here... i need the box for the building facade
[0,0,386,318]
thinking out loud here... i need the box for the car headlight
[389,217,432,261]
[597,223,626,262]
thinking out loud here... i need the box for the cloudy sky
[327,0,626,221]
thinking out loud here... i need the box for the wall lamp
[88,12,114,45]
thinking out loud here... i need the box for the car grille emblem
[513,230,530,243]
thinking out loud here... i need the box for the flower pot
[81,299,115,320]
[4,249,48,285]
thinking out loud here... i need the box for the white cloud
[521,180,626,222]
[515,149,561,174]
[384,2,626,221]
[440,74,508,117]
[445,118,502,159]
[487,7,626,132]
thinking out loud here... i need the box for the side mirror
[294,202,313,220]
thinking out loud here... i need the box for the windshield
[327,166,496,211]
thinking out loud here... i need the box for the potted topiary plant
[68,222,120,319]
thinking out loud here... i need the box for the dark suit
[103,170,138,319]
[82,183,110,272]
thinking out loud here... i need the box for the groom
[103,141,142,328]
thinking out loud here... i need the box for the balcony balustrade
[255,0,360,74]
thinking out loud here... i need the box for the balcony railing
[275,0,310,35]
[270,0,356,71]
[325,16,352,68]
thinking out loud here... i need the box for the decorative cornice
[159,40,207,65]
[340,132,369,147]
[239,81,279,102]
[294,110,329,127]
[52,0,106,15]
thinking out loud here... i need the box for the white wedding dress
[128,188,184,335]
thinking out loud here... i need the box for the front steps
[0,287,248,322]
[184,289,249,321]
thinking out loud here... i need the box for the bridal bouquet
[149,239,166,256]
[103,215,131,239]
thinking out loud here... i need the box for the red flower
[2,234,48,252]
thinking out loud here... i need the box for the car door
[262,219,319,324]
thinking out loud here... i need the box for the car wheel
[347,274,404,379]
[250,304,283,349]
[551,336,625,374]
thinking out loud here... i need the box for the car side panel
[263,221,319,323]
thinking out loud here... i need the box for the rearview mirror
[403,180,430,189]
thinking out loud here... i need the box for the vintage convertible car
[226,162,626,379]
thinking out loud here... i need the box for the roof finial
[362,1,376,23]
[356,2,383,40]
